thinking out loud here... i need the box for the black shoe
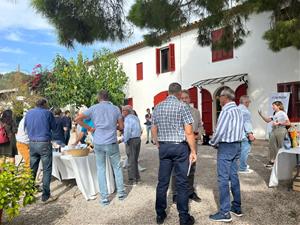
[172,195,177,204]
[156,213,167,224]
[124,180,136,187]
[151,140,154,144]
[189,192,201,202]
[230,208,243,217]
[146,141,149,144]
[180,216,195,225]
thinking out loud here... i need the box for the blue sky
[0,0,143,74]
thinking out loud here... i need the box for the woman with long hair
[0,109,18,165]
[258,101,291,167]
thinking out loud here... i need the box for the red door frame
[154,91,168,106]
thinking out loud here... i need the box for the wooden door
[201,88,213,135]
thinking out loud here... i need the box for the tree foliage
[31,0,129,48]
[0,163,36,221]
[38,50,128,108]
[31,0,300,51]
[128,0,300,51]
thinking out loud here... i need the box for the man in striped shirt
[209,88,244,222]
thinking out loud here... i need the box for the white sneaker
[138,165,146,172]
[42,195,58,204]
[239,169,253,174]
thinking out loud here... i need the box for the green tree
[42,50,128,108]
[31,0,129,48]
[128,0,300,52]
[31,0,300,52]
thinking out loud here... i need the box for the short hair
[122,105,134,114]
[239,95,250,104]
[168,82,182,95]
[98,90,109,101]
[65,110,70,114]
[181,90,190,96]
[36,98,48,108]
[220,88,235,101]
[54,108,62,116]
[272,101,284,111]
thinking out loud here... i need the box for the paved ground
[3,137,300,225]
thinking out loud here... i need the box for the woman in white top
[259,101,290,167]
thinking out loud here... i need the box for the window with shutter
[136,62,143,80]
[211,28,233,62]
[155,44,176,74]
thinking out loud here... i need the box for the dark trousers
[156,142,190,223]
[64,131,70,145]
[125,137,141,181]
[217,142,242,214]
[29,141,53,200]
[171,162,196,196]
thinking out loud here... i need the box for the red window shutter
[156,48,160,74]
[136,62,143,80]
[169,43,175,71]
[212,29,222,62]
[212,28,233,62]
[127,98,133,107]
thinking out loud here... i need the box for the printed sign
[267,92,290,134]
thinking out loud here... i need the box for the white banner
[267,92,290,134]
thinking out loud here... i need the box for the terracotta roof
[114,21,202,56]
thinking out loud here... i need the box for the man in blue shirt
[238,95,255,173]
[52,108,67,146]
[24,98,57,203]
[75,90,126,206]
[121,105,142,186]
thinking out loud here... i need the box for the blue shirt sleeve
[49,112,56,131]
[123,117,132,143]
[83,106,93,119]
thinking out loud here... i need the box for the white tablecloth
[269,147,300,187]
[52,152,115,200]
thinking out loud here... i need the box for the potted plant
[0,163,36,224]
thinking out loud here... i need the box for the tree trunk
[0,209,2,224]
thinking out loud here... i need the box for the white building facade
[116,12,300,139]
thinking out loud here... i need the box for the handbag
[0,123,9,144]
[283,133,291,150]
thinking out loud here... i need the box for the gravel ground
[3,138,300,225]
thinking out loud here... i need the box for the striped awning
[192,73,248,88]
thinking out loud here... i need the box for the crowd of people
[0,82,292,224]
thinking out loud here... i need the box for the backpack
[0,123,9,144]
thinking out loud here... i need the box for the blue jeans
[29,141,53,200]
[156,142,191,223]
[217,142,241,214]
[146,125,151,142]
[94,143,125,200]
[239,139,251,171]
